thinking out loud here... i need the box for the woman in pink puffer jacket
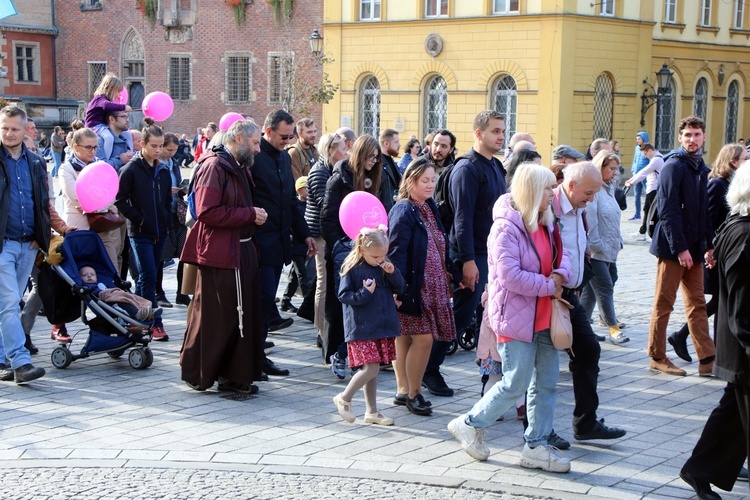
[448,163,573,473]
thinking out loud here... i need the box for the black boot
[24,335,39,355]
[280,298,298,313]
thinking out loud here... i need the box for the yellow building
[322,0,750,164]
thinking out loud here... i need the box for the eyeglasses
[367,155,379,163]
[116,114,129,119]
[77,145,98,152]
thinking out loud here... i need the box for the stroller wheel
[129,347,151,370]
[143,347,154,369]
[446,339,458,356]
[51,347,73,369]
[458,329,478,350]
[108,348,126,359]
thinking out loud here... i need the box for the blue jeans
[466,330,559,447]
[580,259,619,326]
[129,237,165,327]
[51,151,62,177]
[0,240,38,368]
[633,180,645,216]
[426,252,488,376]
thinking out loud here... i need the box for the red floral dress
[397,201,456,342]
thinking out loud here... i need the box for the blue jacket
[388,198,461,316]
[448,148,507,263]
[649,147,713,263]
[338,261,406,343]
[631,131,649,174]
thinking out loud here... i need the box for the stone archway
[121,27,146,123]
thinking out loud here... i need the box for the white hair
[563,161,600,185]
[728,161,750,216]
[509,163,556,232]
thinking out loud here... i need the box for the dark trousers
[283,254,314,300]
[562,288,602,434]
[321,253,345,362]
[425,252,488,377]
[129,237,165,328]
[682,383,750,493]
[259,264,283,350]
[639,190,657,235]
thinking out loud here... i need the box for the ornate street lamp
[640,63,674,126]
[309,29,323,59]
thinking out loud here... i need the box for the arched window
[359,75,380,138]
[655,78,676,153]
[492,74,517,146]
[725,80,740,144]
[121,28,145,113]
[592,73,614,140]
[424,75,447,135]
[693,78,708,122]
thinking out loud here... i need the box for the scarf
[69,153,90,173]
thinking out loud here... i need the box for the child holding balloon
[332,226,405,426]
[85,73,133,159]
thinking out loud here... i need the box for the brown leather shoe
[649,357,687,376]
[698,361,715,377]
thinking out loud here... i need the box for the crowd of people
[2,84,750,495]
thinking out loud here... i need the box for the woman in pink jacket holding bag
[448,163,572,473]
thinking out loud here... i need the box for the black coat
[388,198,461,316]
[0,145,51,253]
[304,158,332,238]
[712,214,750,386]
[115,154,172,240]
[649,148,714,263]
[704,176,731,295]
[379,154,401,214]
[253,138,311,267]
[321,159,355,251]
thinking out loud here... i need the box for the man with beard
[378,128,402,213]
[426,130,456,174]
[180,120,268,394]
[287,118,319,181]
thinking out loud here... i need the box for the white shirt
[554,185,587,289]
[629,153,663,194]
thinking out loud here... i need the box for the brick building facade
[53,0,324,137]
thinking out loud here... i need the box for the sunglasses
[278,133,295,140]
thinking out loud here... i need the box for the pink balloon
[142,91,174,122]
[338,191,388,240]
[220,112,245,131]
[116,87,129,105]
[75,161,120,213]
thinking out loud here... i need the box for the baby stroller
[38,230,154,370]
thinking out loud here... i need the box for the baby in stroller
[78,266,161,323]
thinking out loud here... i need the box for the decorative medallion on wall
[425,33,443,57]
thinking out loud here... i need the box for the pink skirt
[347,338,397,367]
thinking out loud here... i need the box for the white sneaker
[447,415,490,461]
[519,443,571,473]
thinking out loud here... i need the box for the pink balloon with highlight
[338,191,388,240]
[75,161,120,213]
[219,112,245,131]
[142,91,174,121]
[116,87,129,105]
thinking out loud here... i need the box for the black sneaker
[406,394,433,416]
[574,418,626,441]
[14,363,45,384]
[156,295,173,308]
[422,371,454,397]
[394,392,433,407]
[268,317,293,332]
[547,430,570,450]
[175,294,191,306]
[0,363,13,382]
[280,299,298,313]
[218,380,259,394]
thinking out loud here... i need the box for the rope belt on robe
[235,235,253,338]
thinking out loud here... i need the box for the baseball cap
[295,176,308,191]
[552,145,585,160]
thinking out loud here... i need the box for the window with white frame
[492,74,516,146]
[87,62,107,99]
[664,0,677,23]
[225,52,253,103]
[693,78,708,122]
[424,75,448,135]
[600,0,614,16]
[725,80,740,144]
[734,0,744,28]
[168,54,191,101]
[425,0,447,17]
[360,0,381,20]
[493,0,518,14]
[13,42,39,83]
[700,0,711,26]
[359,76,381,137]
[267,51,294,106]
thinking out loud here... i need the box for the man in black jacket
[423,111,507,397]
[0,106,49,384]
[254,110,316,377]
[379,129,402,213]
[647,115,716,377]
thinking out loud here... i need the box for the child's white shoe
[363,412,393,426]
[333,393,355,423]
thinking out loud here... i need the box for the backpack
[434,153,487,232]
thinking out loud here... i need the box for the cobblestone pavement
[0,192,746,499]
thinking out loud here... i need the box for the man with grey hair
[181,119,268,394]
[504,131,535,162]
[335,127,357,153]
[547,161,626,447]
[588,138,610,160]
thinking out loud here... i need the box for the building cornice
[0,24,58,36]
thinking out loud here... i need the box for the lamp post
[640,63,674,126]
[309,29,323,61]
